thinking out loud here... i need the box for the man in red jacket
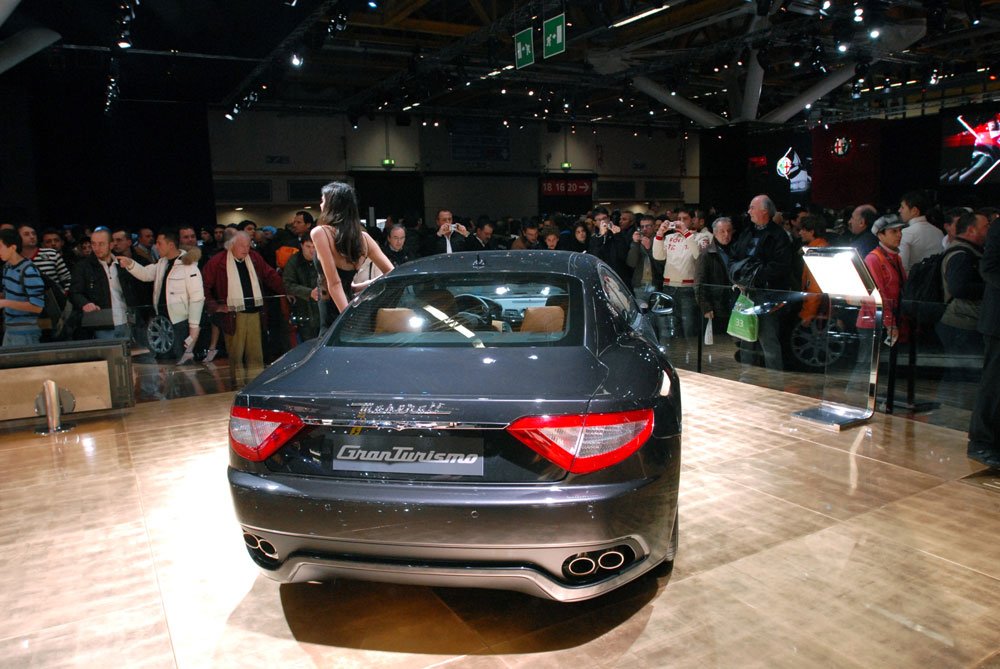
[851,215,908,396]
[202,231,283,385]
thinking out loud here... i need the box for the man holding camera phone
[430,209,468,255]
[589,207,632,279]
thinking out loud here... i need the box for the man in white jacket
[898,190,944,271]
[652,207,712,348]
[116,228,203,364]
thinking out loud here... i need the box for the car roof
[385,250,602,280]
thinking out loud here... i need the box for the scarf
[226,251,262,311]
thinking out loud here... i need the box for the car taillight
[229,406,303,462]
[506,409,654,474]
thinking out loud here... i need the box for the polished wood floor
[2,371,999,668]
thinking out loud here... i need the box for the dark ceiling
[4,0,1000,131]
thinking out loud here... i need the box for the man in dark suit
[466,220,497,251]
[969,218,1000,468]
[69,228,140,340]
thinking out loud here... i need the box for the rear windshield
[328,273,583,348]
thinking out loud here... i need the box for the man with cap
[852,214,909,392]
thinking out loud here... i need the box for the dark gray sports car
[228,250,681,602]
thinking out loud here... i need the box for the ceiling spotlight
[367,0,378,8]
[837,43,848,53]
[329,12,348,33]
[117,28,132,49]
[224,113,234,121]
[869,28,880,38]
[965,0,982,25]
[291,53,304,67]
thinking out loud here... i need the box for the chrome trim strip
[300,418,507,431]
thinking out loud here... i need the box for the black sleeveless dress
[313,225,359,330]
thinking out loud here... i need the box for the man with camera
[429,209,468,255]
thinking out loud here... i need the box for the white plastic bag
[704,317,714,346]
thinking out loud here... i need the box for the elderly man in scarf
[202,231,283,383]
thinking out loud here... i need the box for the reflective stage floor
[2,371,999,668]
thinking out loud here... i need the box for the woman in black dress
[311,182,394,327]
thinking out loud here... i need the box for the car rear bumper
[228,438,680,602]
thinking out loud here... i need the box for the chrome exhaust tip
[597,549,626,571]
[566,555,598,577]
[243,531,279,560]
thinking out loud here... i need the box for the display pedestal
[793,247,880,431]
[792,403,872,432]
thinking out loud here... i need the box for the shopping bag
[727,293,758,342]
[703,317,714,346]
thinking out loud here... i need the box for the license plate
[328,435,484,476]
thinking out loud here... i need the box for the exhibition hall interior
[2,0,1000,666]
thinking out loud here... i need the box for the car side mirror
[647,291,674,316]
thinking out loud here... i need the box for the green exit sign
[543,13,566,59]
[514,27,534,69]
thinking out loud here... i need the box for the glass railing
[1,286,981,433]
[654,283,981,433]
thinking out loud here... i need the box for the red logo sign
[541,179,592,196]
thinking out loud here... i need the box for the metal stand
[792,403,872,431]
[792,300,880,432]
[35,379,75,435]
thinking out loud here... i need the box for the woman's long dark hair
[319,181,364,263]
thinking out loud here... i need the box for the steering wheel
[454,294,498,321]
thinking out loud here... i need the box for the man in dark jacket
[969,216,1000,468]
[383,224,415,265]
[729,194,794,387]
[846,204,879,258]
[695,216,737,334]
[282,238,321,342]
[70,228,140,340]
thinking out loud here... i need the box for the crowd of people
[0,183,997,467]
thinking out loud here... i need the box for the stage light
[225,113,234,121]
[117,29,132,49]
[368,0,378,8]
[837,43,849,53]
[291,53,304,67]
[869,28,880,38]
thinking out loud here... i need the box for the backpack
[16,261,72,340]
[901,246,962,326]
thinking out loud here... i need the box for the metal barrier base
[792,402,873,432]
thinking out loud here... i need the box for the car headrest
[521,306,565,333]
[545,294,569,310]
[374,308,421,333]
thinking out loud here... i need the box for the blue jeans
[3,328,41,347]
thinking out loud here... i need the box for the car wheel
[146,314,175,355]
[788,317,848,371]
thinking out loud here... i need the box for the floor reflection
[1,372,998,668]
